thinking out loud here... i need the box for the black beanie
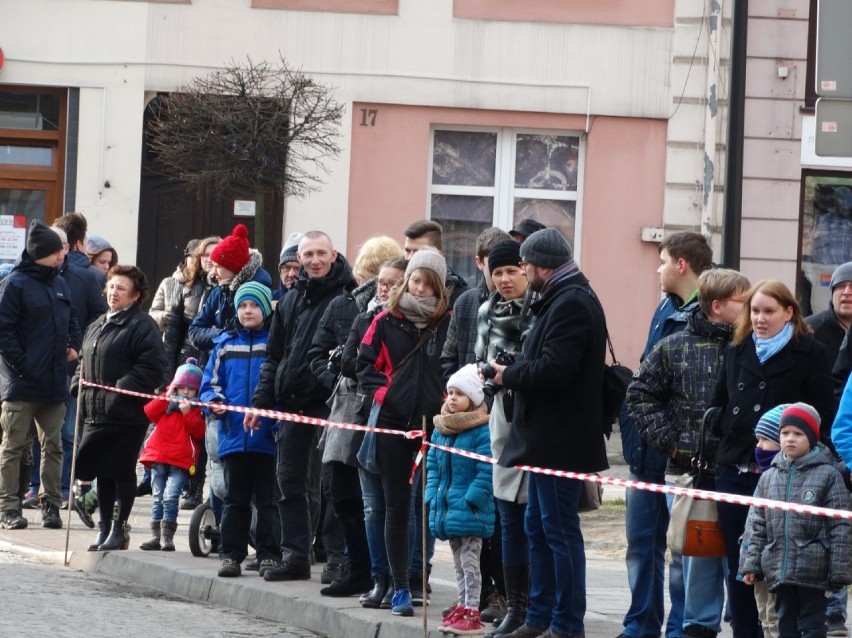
[520,228,573,268]
[27,219,64,260]
[488,239,522,275]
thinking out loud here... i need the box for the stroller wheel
[188,502,218,557]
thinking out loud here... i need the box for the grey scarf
[398,293,437,329]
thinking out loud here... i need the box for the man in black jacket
[247,231,356,581]
[0,220,82,531]
[489,228,608,638]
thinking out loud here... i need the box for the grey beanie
[405,245,447,284]
[520,228,573,268]
[278,232,303,268]
[830,261,852,291]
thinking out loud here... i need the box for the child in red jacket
[138,358,205,551]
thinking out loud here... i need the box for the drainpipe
[702,1,724,240]
[722,0,748,268]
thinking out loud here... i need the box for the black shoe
[410,584,429,607]
[360,574,388,608]
[481,593,508,624]
[72,496,95,528]
[245,555,260,572]
[262,560,311,581]
[218,558,241,577]
[135,481,152,497]
[321,562,346,584]
[41,502,62,529]
[380,585,394,609]
[0,509,28,530]
[258,559,279,578]
[320,572,373,597]
[98,521,130,551]
[684,627,717,638]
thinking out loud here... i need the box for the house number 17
[360,108,378,126]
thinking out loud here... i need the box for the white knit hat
[447,363,485,408]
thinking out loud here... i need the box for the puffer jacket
[0,251,82,403]
[620,293,697,478]
[72,303,165,427]
[425,418,494,540]
[149,267,183,333]
[627,307,731,474]
[357,308,451,432]
[188,249,272,354]
[139,397,206,470]
[253,254,356,412]
[201,325,276,458]
[743,444,851,591]
[163,273,215,382]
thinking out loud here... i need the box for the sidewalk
[0,487,640,638]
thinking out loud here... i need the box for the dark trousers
[376,432,420,590]
[774,585,828,638]
[221,452,280,564]
[715,465,762,638]
[276,417,321,564]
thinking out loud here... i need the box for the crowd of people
[0,215,852,638]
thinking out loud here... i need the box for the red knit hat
[210,224,250,274]
[780,402,821,446]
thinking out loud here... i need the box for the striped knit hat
[780,402,821,446]
[754,404,789,446]
[235,281,273,319]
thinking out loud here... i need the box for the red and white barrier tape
[81,380,852,520]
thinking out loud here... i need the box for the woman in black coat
[706,279,834,638]
[72,266,165,551]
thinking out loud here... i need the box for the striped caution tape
[80,380,852,520]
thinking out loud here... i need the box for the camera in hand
[479,347,515,398]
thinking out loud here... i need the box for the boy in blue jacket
[201,281,279,578]
[426,364,493,635]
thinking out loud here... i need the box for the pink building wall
[453,0,674,28]
[347,103,668,367]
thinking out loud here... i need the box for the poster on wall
[0,215,27,262]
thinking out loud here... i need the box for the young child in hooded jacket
[426,364,494,635]
[742,402,852,638]
[139,358,206,551]
[201,281,279,579]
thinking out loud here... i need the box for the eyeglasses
[377,279,400,290]
[836,282,852,292]
[280,265,300,273]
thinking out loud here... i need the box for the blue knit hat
[754,404,789,446]
[235,281,273,319]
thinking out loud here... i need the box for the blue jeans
[60,391,76,493]
[497,498,529,566]
[524,473,585,636]
[826,587,848,624]
[150,462,188,522]
[623,472,686,638]
[683,555,727,632]
[359,466,416,578]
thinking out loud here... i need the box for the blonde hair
[352,235,404,284]
[698,269,751,316]
[731,279,811,345]
[387,267,449,328]
[184,236,221,286]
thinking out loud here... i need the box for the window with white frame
[429,128,582,286]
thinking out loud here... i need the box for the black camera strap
[390,327,436,380]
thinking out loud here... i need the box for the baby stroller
[188,415,225,557]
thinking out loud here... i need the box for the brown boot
[161,520,177,552]
[139,521,161,550]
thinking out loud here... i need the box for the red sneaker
[442,609,484,635]
[442,603,462,627]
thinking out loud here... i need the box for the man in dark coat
[0,220,82,531]
[248,231,356,581]
[489,228,608,638]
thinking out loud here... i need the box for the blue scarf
[753,322,793,364]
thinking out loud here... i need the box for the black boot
[98,520,130,551]
[486,564,529,637]
[88,520,110,551]
[360,574,388,608]
[139,521,161,550]
[180,478,203,510]
[321,510,373,597]
[161,520,177,552]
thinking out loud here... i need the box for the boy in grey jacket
[742,402,851,638]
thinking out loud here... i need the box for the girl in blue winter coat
[200,281,279,579]
[426,363,494,636]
